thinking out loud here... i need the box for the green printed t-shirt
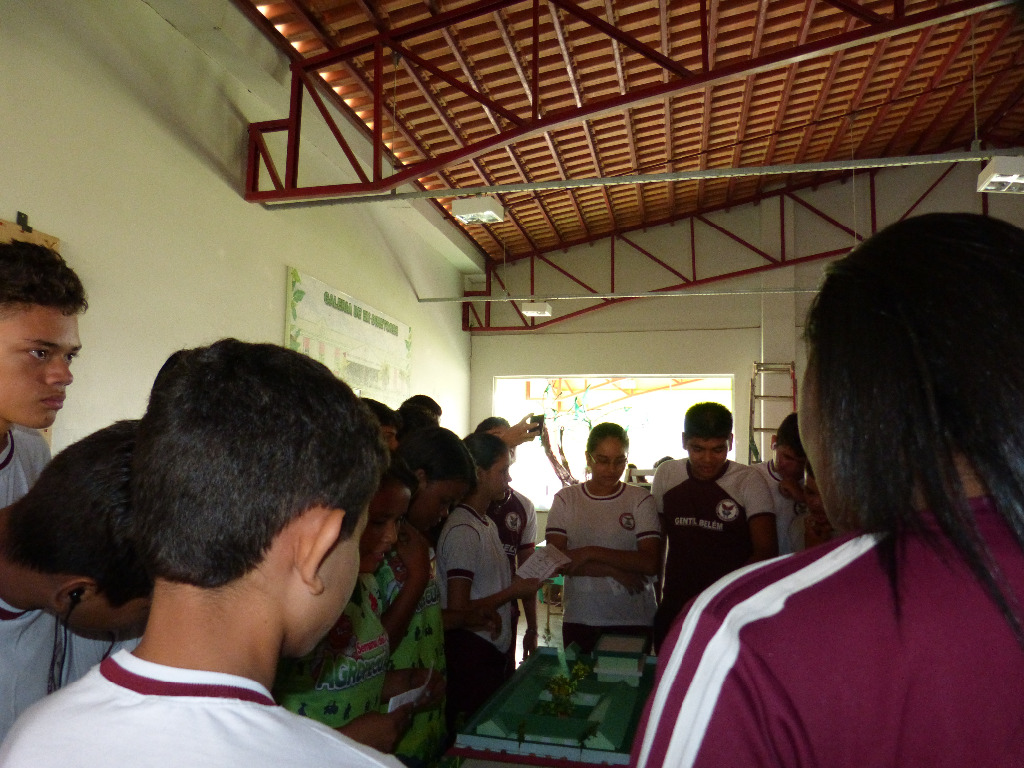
[273,573,390,729]
[376,547,447,767]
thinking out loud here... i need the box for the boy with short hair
[0,241,95,740]
[363,398,401,451]
[0,339,397,768]
[0,241,86,506]
[0,420,151,739]
[651,402,775,651]
[752,412,807,554]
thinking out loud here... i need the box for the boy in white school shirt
[0,241,84,508]
[0,339,400,768]
[0,420,150,741]
[0,240,101,740]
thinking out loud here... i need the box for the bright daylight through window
[493,376,733,510]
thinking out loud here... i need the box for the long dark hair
[805,212,1024,640]
[463,432,509,471]
[397,426,475,485]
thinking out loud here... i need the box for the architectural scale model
[452,641,656,766]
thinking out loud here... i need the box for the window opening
[493,376,734,510]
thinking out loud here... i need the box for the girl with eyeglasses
[545,422,662,653]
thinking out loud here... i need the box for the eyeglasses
[588,453,627,468]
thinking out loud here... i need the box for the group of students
[0,242,533,766]
[540,404,826,658]
[544,215,1024,767]
[2,210,1024,767]
[273,406,549,759]
[631,213,1024,767]
[0,242,400,765]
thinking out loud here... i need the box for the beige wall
[0,0,477,449]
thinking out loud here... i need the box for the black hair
[401,394,442,418]
[396,404,440,440]
[0,241,87,315]
[475,416,511,434]
[587,422,629,453]
[131,339,387,588]
[463,432,509,471]
[775,413,805,458]
[362,398,400,430]
[379,451,418,494]
[805,212,1024,640]
[4,421,150,606]
[683,402,733,439]
[397,425,475,486]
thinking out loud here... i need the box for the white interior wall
[0,0,477,449]
[471,163,1024,460]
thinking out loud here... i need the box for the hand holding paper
[515,545,570,581]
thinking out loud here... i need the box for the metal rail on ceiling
[457,162,997,332]
[257,148,1022,206]
[243,0,1015,205]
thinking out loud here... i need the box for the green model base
[453,645,656,766]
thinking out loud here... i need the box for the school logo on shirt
[505,512,522,532]
[716,499,740,522]
[619,512,636,530]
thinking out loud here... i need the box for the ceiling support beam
[232,0,495,261]
[791,15,857,164]
[245,0,1014,204]
[929,16,1017,151]
[726,0,768,201]
[617,234,691,283]
[979,53,1024,140]
[821,0,888,25]
[460,160,967,331]
[763,0,815,166]
[897,162,958,220]
[660,0,675,214]
[547,2,618,233]
[854,28,934,156]
[890,18,979,155]
[811,36,890,185]
[548,0,691,79]
[544,133,591,237]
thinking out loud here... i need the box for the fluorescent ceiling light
[978,156,1024,194]
[521,302,552,317]
[452,195,505,224]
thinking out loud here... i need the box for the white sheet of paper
[516,545,570,581]
[388,665,433,712]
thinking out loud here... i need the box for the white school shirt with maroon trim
[752,460,803,555]
[437,504,514,653]
[0,597,121,742]
[0,426,49,510]
[632,497,1024,768]
[546,481,661,626]
[0,649,403,768]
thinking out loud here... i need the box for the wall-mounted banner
[286,267,411,404]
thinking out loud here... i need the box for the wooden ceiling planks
[237,0,1024,264]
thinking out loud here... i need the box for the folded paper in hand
[388,664,433,712]
[515,546,570,581]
